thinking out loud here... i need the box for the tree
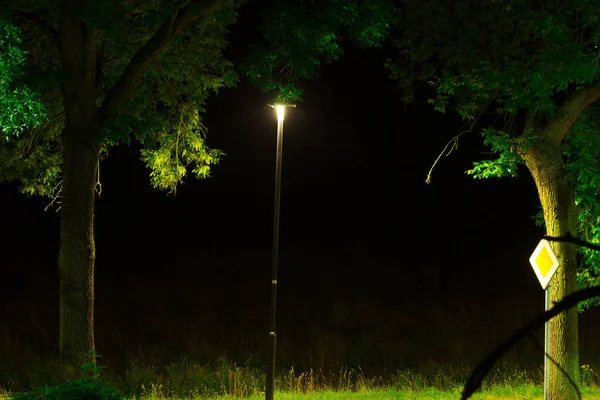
[385,0,600,397]
[0,0,238,370]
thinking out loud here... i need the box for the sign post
[529,239,560,400]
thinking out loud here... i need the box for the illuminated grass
[3,384,600,400]
[1,357,599,400]
[4,386,600,400]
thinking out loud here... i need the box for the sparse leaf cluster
[139,103,223,194]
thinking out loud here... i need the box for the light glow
[275,105,285,121]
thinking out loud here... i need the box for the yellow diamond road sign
[529,239,560,289]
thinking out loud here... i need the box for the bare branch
[98,0,222,125]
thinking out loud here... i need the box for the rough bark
[58,129,99,372]
[58,0,100,371]
[522,135,579,399]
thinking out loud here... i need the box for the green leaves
[564,105,600,309]
[0,16,47,139]
[139,103,223,194]
[242,0,395,103]
[465,129,525,179]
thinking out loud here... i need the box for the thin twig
[425,112,482,184]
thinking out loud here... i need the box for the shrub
[10,377,122,400]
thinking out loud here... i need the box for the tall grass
[1,354,598,399]
[0,357,600,399]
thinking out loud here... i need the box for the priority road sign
[529,239,560,290]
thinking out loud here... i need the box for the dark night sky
[0,5,551,341]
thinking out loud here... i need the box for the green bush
[10,378,123,400]
[10,359,123,400]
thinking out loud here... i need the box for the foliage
[10,359,122,400]
[139,103,224,194]
[564,105,600,309]
[465,129,528,179]
[0,16,47,138]
[0,15,63,197]
[386,0,600,307]
[10,378,122,400]
[242,0,396,103]
[0,0,240,197]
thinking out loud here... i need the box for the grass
[3,385,600,400]
[0,357,599,400]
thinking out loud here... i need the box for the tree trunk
[58,0,100,372]
[523,135,579,399]
[58,128,99,372]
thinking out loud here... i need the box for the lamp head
[269,104,296,122]
[275,105,285,122]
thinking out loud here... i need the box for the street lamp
[266,104,295,400]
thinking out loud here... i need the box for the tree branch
[98,0,222,125]
[543,231,600,252]
[542,84,600,145]
[462,285,600,400]
[461,233,600,399]
[8,9,59,50]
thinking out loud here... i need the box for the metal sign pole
[544,284,550,400]
[528,239,560,400]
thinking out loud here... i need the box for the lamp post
[266,104,295,400]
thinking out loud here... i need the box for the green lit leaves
[0,128,62,198]
[140,103,223,194]
[563,105,600,309]
[0,16,47,139]
[465,129,525,179]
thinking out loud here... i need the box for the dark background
[0,4,598,376]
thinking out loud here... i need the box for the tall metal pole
[544,284,550,400]
[266,106,285,400]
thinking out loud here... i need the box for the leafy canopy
[242,0,396,103]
